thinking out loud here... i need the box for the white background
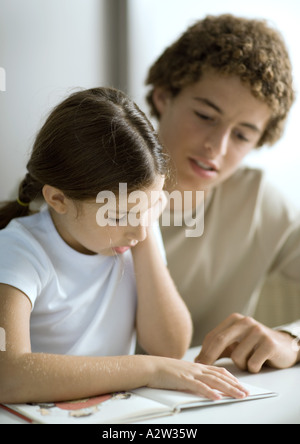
[0,0,110,201]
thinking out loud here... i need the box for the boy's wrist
[297,340,300,363]
[279,330,300,363]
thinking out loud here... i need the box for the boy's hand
[195,313,300,373]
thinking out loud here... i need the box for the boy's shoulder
[216,166,265,207]
[224,166,264,188]
[219,166,300,223]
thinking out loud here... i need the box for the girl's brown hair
[146,14,295,147]
[0,87,168,229]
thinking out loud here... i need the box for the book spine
[0,404,33,424]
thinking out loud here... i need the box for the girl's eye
[194,111,214,122]
[108,215,127,223]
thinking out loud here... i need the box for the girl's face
[49,176,165,256]
[153,70,272,197]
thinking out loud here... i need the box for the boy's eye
[194,111,214,121]
[235,131,250,143]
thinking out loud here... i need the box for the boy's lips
[189,157,219,179]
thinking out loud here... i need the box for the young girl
[0,87,248,404]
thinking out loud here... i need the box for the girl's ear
[42,185,68,214]
[152,87,171,116]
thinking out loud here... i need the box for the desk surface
[1,347,299,424]
[143,348,300,425]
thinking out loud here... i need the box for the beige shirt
[160,167,300,346]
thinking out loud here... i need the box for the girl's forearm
[0,353,151,404]
[0,351,250,405]
[132,229,192,358]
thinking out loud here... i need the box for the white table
[0,347,299,424]
[142,348,300,424]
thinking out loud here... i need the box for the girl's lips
[113,246,131,254]
[189,158,219,179]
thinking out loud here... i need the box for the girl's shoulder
[0,209,58,284]
[0,210,54,306]
[0,209,52,250]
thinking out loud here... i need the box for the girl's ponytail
[0,173,43,229]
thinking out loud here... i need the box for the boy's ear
[42,185,68,214]
[152,87,171,116]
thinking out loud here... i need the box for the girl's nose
[127,223,147,243]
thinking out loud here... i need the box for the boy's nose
[204,127,230,157]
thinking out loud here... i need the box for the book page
[4,383,277,424]
[5,392,170,424]
[133,382,277,410]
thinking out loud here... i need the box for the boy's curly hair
[146,14,295,147]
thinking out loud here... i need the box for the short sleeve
[275,321,300,340]
[0,223,51,308]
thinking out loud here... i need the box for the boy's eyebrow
[193,97,223,114]
[239,122,261,133]
[193,97,261,133]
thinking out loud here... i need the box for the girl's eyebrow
[193,97,261,133]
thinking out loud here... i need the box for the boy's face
[153,70,271,197]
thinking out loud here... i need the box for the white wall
[127,0,300,208]
[0,0,110,201]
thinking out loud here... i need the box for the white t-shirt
[0,209,141,356]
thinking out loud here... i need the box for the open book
[2,382,277,424]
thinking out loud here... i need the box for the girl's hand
[146,190,168,226]
[146,356,249,401]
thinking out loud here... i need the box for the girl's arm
[132,227,192,358]
[0,284,248,404]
